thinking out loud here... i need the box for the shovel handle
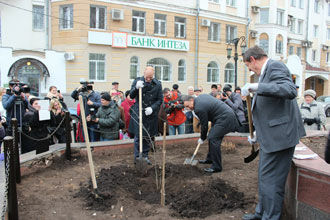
[246,95,254,139]
[139,87,143,155]
[191,143,201,160]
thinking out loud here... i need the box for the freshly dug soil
[76,163,249,218]
[300,136,327,159]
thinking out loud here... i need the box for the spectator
[22,98,52,154]
[87,92,122,141]
[112,82,119,92]
[49,99,66,143]
[110,89,123,105]
[234,86,241,94]
[210,91,221,100]
[217,84,222,92]
[187,86,195,96]
[71,81,101,142]
[222,85,248,132]
[300,89,326,131]
[172,84,181,95]
[2,79,28,135]
[121,90,135,138]
[128,66,163,165]
[0,87,7,118]
[210,84,218,96]
[163,88,186,135]
[194,88,202,97]
[46,86,67,110]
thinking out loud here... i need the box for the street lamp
[226,36,247,88]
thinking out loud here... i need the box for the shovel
[244,95,259,163]
[135,87,148,172]
[184,143,201,166]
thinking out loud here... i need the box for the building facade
[50,0,249,94]
[0,0,66,96]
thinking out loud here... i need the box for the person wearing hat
[221,85,247,132]
[112,82,119,91]
[87,92,122,141]
[300,89,326,131]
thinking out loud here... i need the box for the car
[316,96,330,117]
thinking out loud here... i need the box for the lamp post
[226,36,247,88]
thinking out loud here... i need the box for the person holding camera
[221,85,248,132]
[49,98,66,143]
[71,81,101,142]
[163,88,186,135]
[87,92,122,141]
[129,66,163,165]
[300,89,326,131]
[2,79,29,134]
[46,86,68,110]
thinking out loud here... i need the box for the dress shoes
[203,167,222,173]
[242,213,261,220]
[198,159,212,164]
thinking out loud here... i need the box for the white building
[0,0,66,96]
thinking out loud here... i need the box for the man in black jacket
[182,94,239,173]
[129,66,163,165]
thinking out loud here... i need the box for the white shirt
[259,58,270,82]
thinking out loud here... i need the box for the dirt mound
[76,163,250,218]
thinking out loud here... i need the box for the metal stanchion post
[65,111,71,161]
[11,119,21,184]
[4,136,19,220]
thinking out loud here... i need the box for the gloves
[242,83,259,96]
[145,107,153,116]
[198,138,204,145]
[304,118,316,126]
[248,131,257,145]
[314,117,321,124]
[136,80,144,89]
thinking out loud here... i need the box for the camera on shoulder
[80,81,94,92]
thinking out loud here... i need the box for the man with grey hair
[182,94,239,173]
[241,46,305,220]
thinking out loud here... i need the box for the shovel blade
[135,157,148,175]
[183,158,198,166]
[244,149,259,163]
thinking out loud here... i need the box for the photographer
[163,88,186,135]
[71,80,101,142]
[87,92,122,141]
[46,86,68,110]
[2,79,29,134]
[221,85,248,132]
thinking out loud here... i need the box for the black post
[65,111,71,160]
[4,136,19,220]
[11,119,21,184]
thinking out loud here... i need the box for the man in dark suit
[129,66,163,165]
[241,46,306,220]
[182,94,239,173]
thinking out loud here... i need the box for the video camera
[89,108,96,121]
[80,81,94,92]
[11,83,29,96]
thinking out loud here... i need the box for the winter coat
[2,91,28,125]
[224,92,246,124]
[71,89,101,116]
[163,91,186,126]
[128,77,163,137]
[96,101,121,140]
[121,98,135,133]
[300,100,326,130]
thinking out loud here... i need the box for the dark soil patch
[76,163,249,218]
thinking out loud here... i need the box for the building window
[60,4,73,30]
[297,47,302,58]
[310,77,316,90]
[226,25,237,43]
[290,18,296,33]
[226,0,236,7]
[299,0,304,9]
[224,63,234,84]
[297,20,303,34]
[312,50,316,61]
[208,22,220,42]
[326,52,330,64]
[147,58,171,81]
[89,53,105,81]
[313,25,318,38]
[260,8,269,24]
[207,61,219,83]
[90,6,106,29]
[175,17,186,38]
[130,56,139,80]
[132,11,145,34]
[327,28,330,40]
[291,0,296,7]
[276,40,283,54]
[178,59,186,82]
[154,14,166,36]
[259,39,269,54]
[209,0,220,3]
[314,0,320,13]
[289,46,294,55]
[32,5,44,30]
[276,9,284,25]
